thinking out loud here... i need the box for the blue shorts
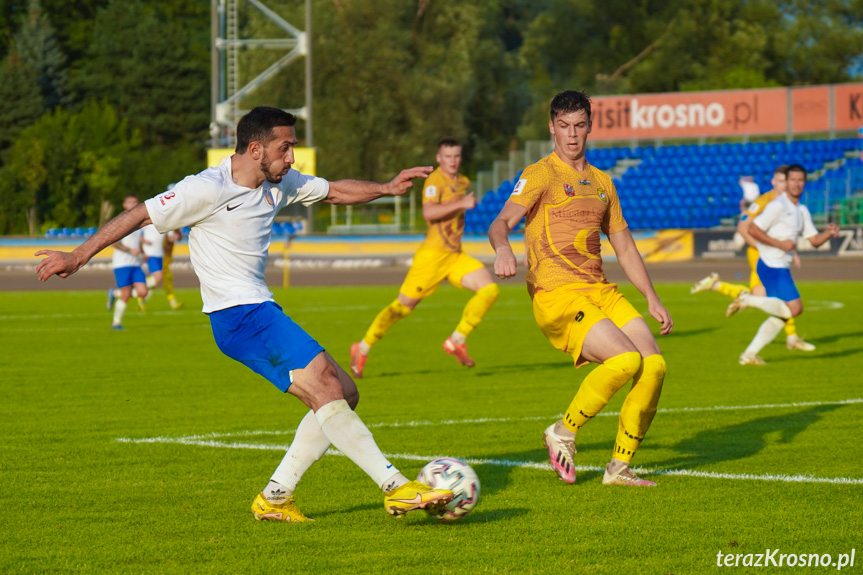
[114,266,147,288]
[209,301,324,392]
[147,257,164,273]
[756,259,800,302]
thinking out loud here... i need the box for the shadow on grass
[806,330,863,345]
[310,498,528,525]
[662,327,720,338]
[374,360,571,379]
[651,403,846,470]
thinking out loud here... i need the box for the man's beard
[261,154,283,184]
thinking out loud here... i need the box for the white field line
[111,439,863,486]
[116,397,863,486]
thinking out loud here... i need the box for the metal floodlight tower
[210,0,313,149]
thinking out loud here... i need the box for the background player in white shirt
[35,106,453,522]
[726,164,839,364]
[141,222,183,310]
[107,194,148,329]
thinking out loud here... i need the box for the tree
[73,0,210,146]
[0,0,69,153]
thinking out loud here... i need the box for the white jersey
[111,228,144,269]
[144,155,329,313]
[142,224,165,258]
[753,193,818,269]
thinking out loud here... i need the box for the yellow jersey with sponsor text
[419,167,470,253]
[508,153,628,296]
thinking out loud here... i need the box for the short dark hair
[786,163,807,179]
[774,164,789,176]
[235,106,297,154]
[437,136,461,150]
[550,90,592,122]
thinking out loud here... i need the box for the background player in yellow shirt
[691,165,815,351]
[489,90,673,487]
[350,137,499,378]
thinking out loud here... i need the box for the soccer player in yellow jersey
[489,90,673,487]
[691,165,816,351]
[350,137,500,378]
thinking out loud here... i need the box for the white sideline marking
[807,300,844,311]
[116,397,863,486]
[112,438,863,485]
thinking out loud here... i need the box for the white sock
[270,410,331,493]
[263,480,292,503]
[358,340,371,355]
[314,400,406,490]
[744,316,786,355]
[450,331,466,345]
[741,294,792,319]
[146,276,156,288]
[112,299,126,326]
[112,288,121,298]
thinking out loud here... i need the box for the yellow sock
[455,284,499,337]
[613,355,667,463]
[784,317,797,337]
[562,352,642,433]
[362,299,413,346]
[716,282,748,299]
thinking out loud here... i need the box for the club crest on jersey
[564,184,575,197]
[265,190,274,207]
[597,189,608,204]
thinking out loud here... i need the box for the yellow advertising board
[206,147,317,176]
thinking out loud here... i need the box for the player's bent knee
[643,354,667,381]
[606,351,643,382]
[478,283,500,303]
[390,299,414,317]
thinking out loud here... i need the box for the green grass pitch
[2,280,861,573]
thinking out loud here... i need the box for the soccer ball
[417,457,480,521]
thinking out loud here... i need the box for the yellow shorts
[532,283,643,368]
[398,248,485,299]
[746,246,762,289]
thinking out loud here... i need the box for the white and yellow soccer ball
[417,457,480,521]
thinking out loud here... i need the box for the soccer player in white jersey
[107,194,148,329]
[141,223,183,310]
[726,164,839,365]
[35,106,453,522]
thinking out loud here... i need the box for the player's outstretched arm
[489,201,527,279]
[807,222,840,249]
[324,166,433,205]
[35,203,152,281]
[608,229,673,335]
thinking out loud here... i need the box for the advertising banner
[590,89,787,140]
[833,84,863,132]
[206,147,318,175]
[693,227,863,258]
[589,83,863,141]
[791,86,831,133]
